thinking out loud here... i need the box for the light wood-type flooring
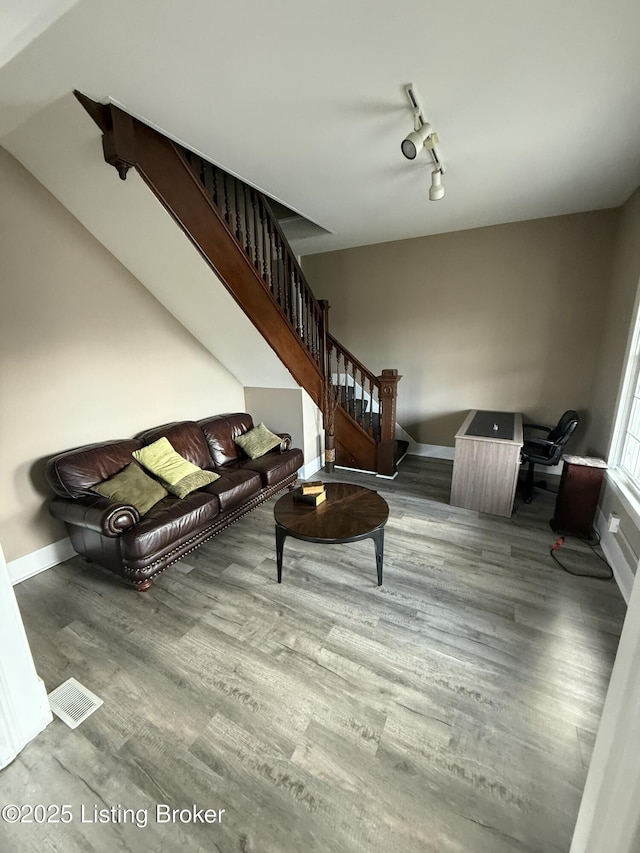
[1,457,627,853]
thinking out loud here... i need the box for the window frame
[609,281,640,518]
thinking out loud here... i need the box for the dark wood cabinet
[551,456,607,539]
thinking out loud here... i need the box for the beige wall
[303,211,618,450]
[588,186,640,457]
[588,186,640,580]
[3,93,299,395]
[244,387,324,474]
[0,148,244,562]
[244,388,306,453]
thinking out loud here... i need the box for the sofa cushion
[234,422,282,459]
[203,468,262,511]
[45,438,144,499]
[92,462,168,515]
[133,437,220,498]
[199,413,255,466]
[239,447,304,487]
[120,491,220,569]
[135,421,214,470]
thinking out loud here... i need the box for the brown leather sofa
[45,414,303,590]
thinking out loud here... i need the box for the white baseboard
[332,464,399,480]
[300,454,324,480]
[397,430,566,476]
[406,443,456,460]
[596,509,636,605]
[394,426,457,460]
[403,442,565,475]
[404,445,567,481]
[8,538,75,586]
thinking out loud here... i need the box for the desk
[450,410,523,517]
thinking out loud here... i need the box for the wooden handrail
[74,91,402,475]
[327,333,379,392]
[179,147,326,374]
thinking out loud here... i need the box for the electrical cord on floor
[549,533,613,580]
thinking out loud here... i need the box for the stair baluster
[261,200,270,287]
[368,375,375,438]
[241,184,250,258]
[251,190,260,271]
[211,165,219,210]
[77,90,404,475]
[282,249,288,322]
[275,239,283,309]
[222,172,231,228]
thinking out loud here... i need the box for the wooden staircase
[75,92,403,476]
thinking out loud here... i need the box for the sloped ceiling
[3,93,299,391]
[0,0,78,66]
[1,0,639,257]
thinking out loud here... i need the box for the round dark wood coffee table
[273,482,389,586]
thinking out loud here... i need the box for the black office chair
[521,410,579,503]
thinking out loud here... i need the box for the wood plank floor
[1,457,626,853]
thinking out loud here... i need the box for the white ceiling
[0,0,78,67]
[1,0,640,255]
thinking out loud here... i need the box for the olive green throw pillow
[133,437,220,498]
[166,469,220,499]
[234,422,282,459]
[92,462,168,515]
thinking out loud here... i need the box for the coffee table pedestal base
[275,524,385,586]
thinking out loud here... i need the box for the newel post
[377,369,402,477]
[101,106,138,180]
[74,93,138,180]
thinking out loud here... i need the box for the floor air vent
[48,678,103,729]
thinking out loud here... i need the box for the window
[610,282,640,509]
[620,379,640,486]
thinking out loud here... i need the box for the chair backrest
[548,409,579,449]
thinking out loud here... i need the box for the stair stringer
[3,93,395,475]
[333,407,377,472]
[93,101,325,410]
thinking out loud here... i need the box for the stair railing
[75,91,402,474]
[327,333,381,439]
[180,149,325,371]
[327,334,402,475]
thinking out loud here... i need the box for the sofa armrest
[50,495,139,537]
[275,433,292,451]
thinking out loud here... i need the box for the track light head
[401,85,447,200]
[429,169,445,201]
[401,122,433,160]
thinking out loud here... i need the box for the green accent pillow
[133,437,220,498]
[166,469,220,499]
[234,422,282,459]
[92,462,168,515]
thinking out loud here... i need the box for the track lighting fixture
[401,83,446,200]
[401,122,433,160]
[429,169,445,201]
